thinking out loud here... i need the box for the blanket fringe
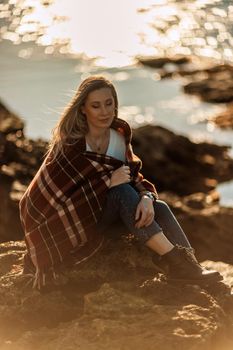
[32,267,55,289]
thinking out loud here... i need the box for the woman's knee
[109,183,138,197]
[154,200,171,214]
[108,183,140,207]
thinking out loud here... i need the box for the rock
[139,56,233,105]
[138,55,190,69]
[183,64,233,103]
[0,101,47,242]
[178,206,233,264]
[158,192,233,264]
[0,172,24,242]
[132,125,233,195]
[0,240,232,350]
[138,55,215,80]
[0,100,24,134]
[211,104,233,129]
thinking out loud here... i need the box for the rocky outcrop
[138,56,233,104]
[0,232,232,350]
[132,125,233,195]
[182,64,233,104]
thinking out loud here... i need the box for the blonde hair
[48,75,118,158]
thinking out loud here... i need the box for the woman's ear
[81,105,85,115]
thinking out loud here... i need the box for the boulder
[132,125,233,195]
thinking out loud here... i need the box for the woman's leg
[99,184,191,252]
[153,200,191,248]
[146,200,192,261]
[99,184,179,255]
[99,184,221,282]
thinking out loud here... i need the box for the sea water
[0,0,233,206]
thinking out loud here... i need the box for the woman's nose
[100,105,108,114]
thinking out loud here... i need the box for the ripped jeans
[98,183,191,250]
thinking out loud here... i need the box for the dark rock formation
[0,100,48,242]
[138,55,233,105]
[183,64,233,103]
[138,55,190,69]
[132,125,233,195]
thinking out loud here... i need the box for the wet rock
[132,124,233,195]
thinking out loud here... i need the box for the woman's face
[81,87,116,131]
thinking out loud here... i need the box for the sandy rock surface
[0,239,232,350]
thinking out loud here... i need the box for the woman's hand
[109,165,131,188]
[135,196,154,228]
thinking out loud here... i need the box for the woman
[19,75,222,289]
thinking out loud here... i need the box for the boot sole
[164,274,223,285]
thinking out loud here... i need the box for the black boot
[152,254,169,274]
[161,245,223,284]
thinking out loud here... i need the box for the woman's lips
[99,118,110,121]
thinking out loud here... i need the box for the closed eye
[92,101,113,108]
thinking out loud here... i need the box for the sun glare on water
[1,0,233,67]
[2,0,156,67]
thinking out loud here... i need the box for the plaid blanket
[19,118,158,287]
